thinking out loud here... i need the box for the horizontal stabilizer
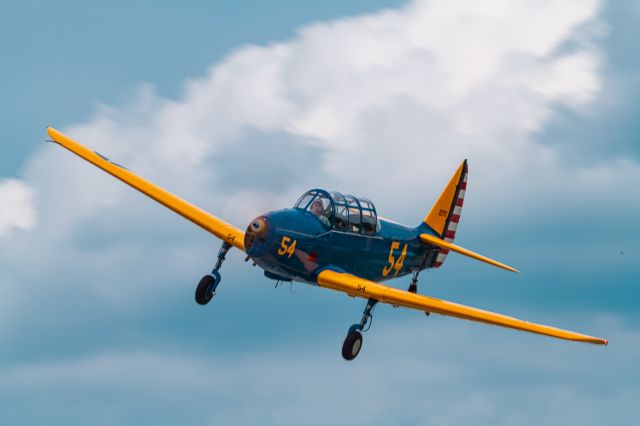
[420,233,519,273]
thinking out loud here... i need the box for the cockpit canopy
[294,189,379,234]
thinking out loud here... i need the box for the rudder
[422,160,468,268]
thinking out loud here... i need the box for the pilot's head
[310,200,324,215]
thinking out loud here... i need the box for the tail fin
[423,160,468,268]
[420,160,518,273]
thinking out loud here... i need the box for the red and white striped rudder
[422,160,468,268]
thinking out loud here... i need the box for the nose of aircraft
[244,216,271,257]
[245,208,328,259]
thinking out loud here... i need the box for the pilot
[310,200,330,227]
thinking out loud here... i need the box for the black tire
[195,274,216,305]
[342,330,363,361]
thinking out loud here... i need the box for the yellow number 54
[382,242,408,277]
[277,236,297,258]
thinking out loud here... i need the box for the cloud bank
[21,0,619,232]
[0,179,36,237]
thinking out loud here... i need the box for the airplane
[46,127,608,360]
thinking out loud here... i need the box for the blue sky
[1,1,639,425]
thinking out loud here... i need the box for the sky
[1,0,639,424]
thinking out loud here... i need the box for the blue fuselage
[245,208,436,284]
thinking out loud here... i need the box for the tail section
[423,160,468,268]
[419,160,518,273]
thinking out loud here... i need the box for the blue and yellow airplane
[47,127,608,360]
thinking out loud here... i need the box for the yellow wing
[316,269,607,345]
[47,127,245,251]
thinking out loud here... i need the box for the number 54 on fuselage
[46,127,608,361]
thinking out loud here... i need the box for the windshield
[294,189,334,227]
[294,189,378,233]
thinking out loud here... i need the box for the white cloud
[0,179,36,237]
[23,0,618,229]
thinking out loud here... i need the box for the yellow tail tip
[423,160,467,236]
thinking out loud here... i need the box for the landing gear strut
[342,298,378,361]
[408,269,422,293]
[407,268,430,316]
[195,242,231,305]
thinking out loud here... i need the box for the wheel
[195,274,216,305]
[342,330,363,361]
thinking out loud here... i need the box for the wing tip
[47,127,62,142]
[584,336,608,345]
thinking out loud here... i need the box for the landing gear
[341,298,377,361]
[195,242,230,305]
[195,271,220,305]
[408,270,420,293]
[342,330,363,360]
[408,269,430,316]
